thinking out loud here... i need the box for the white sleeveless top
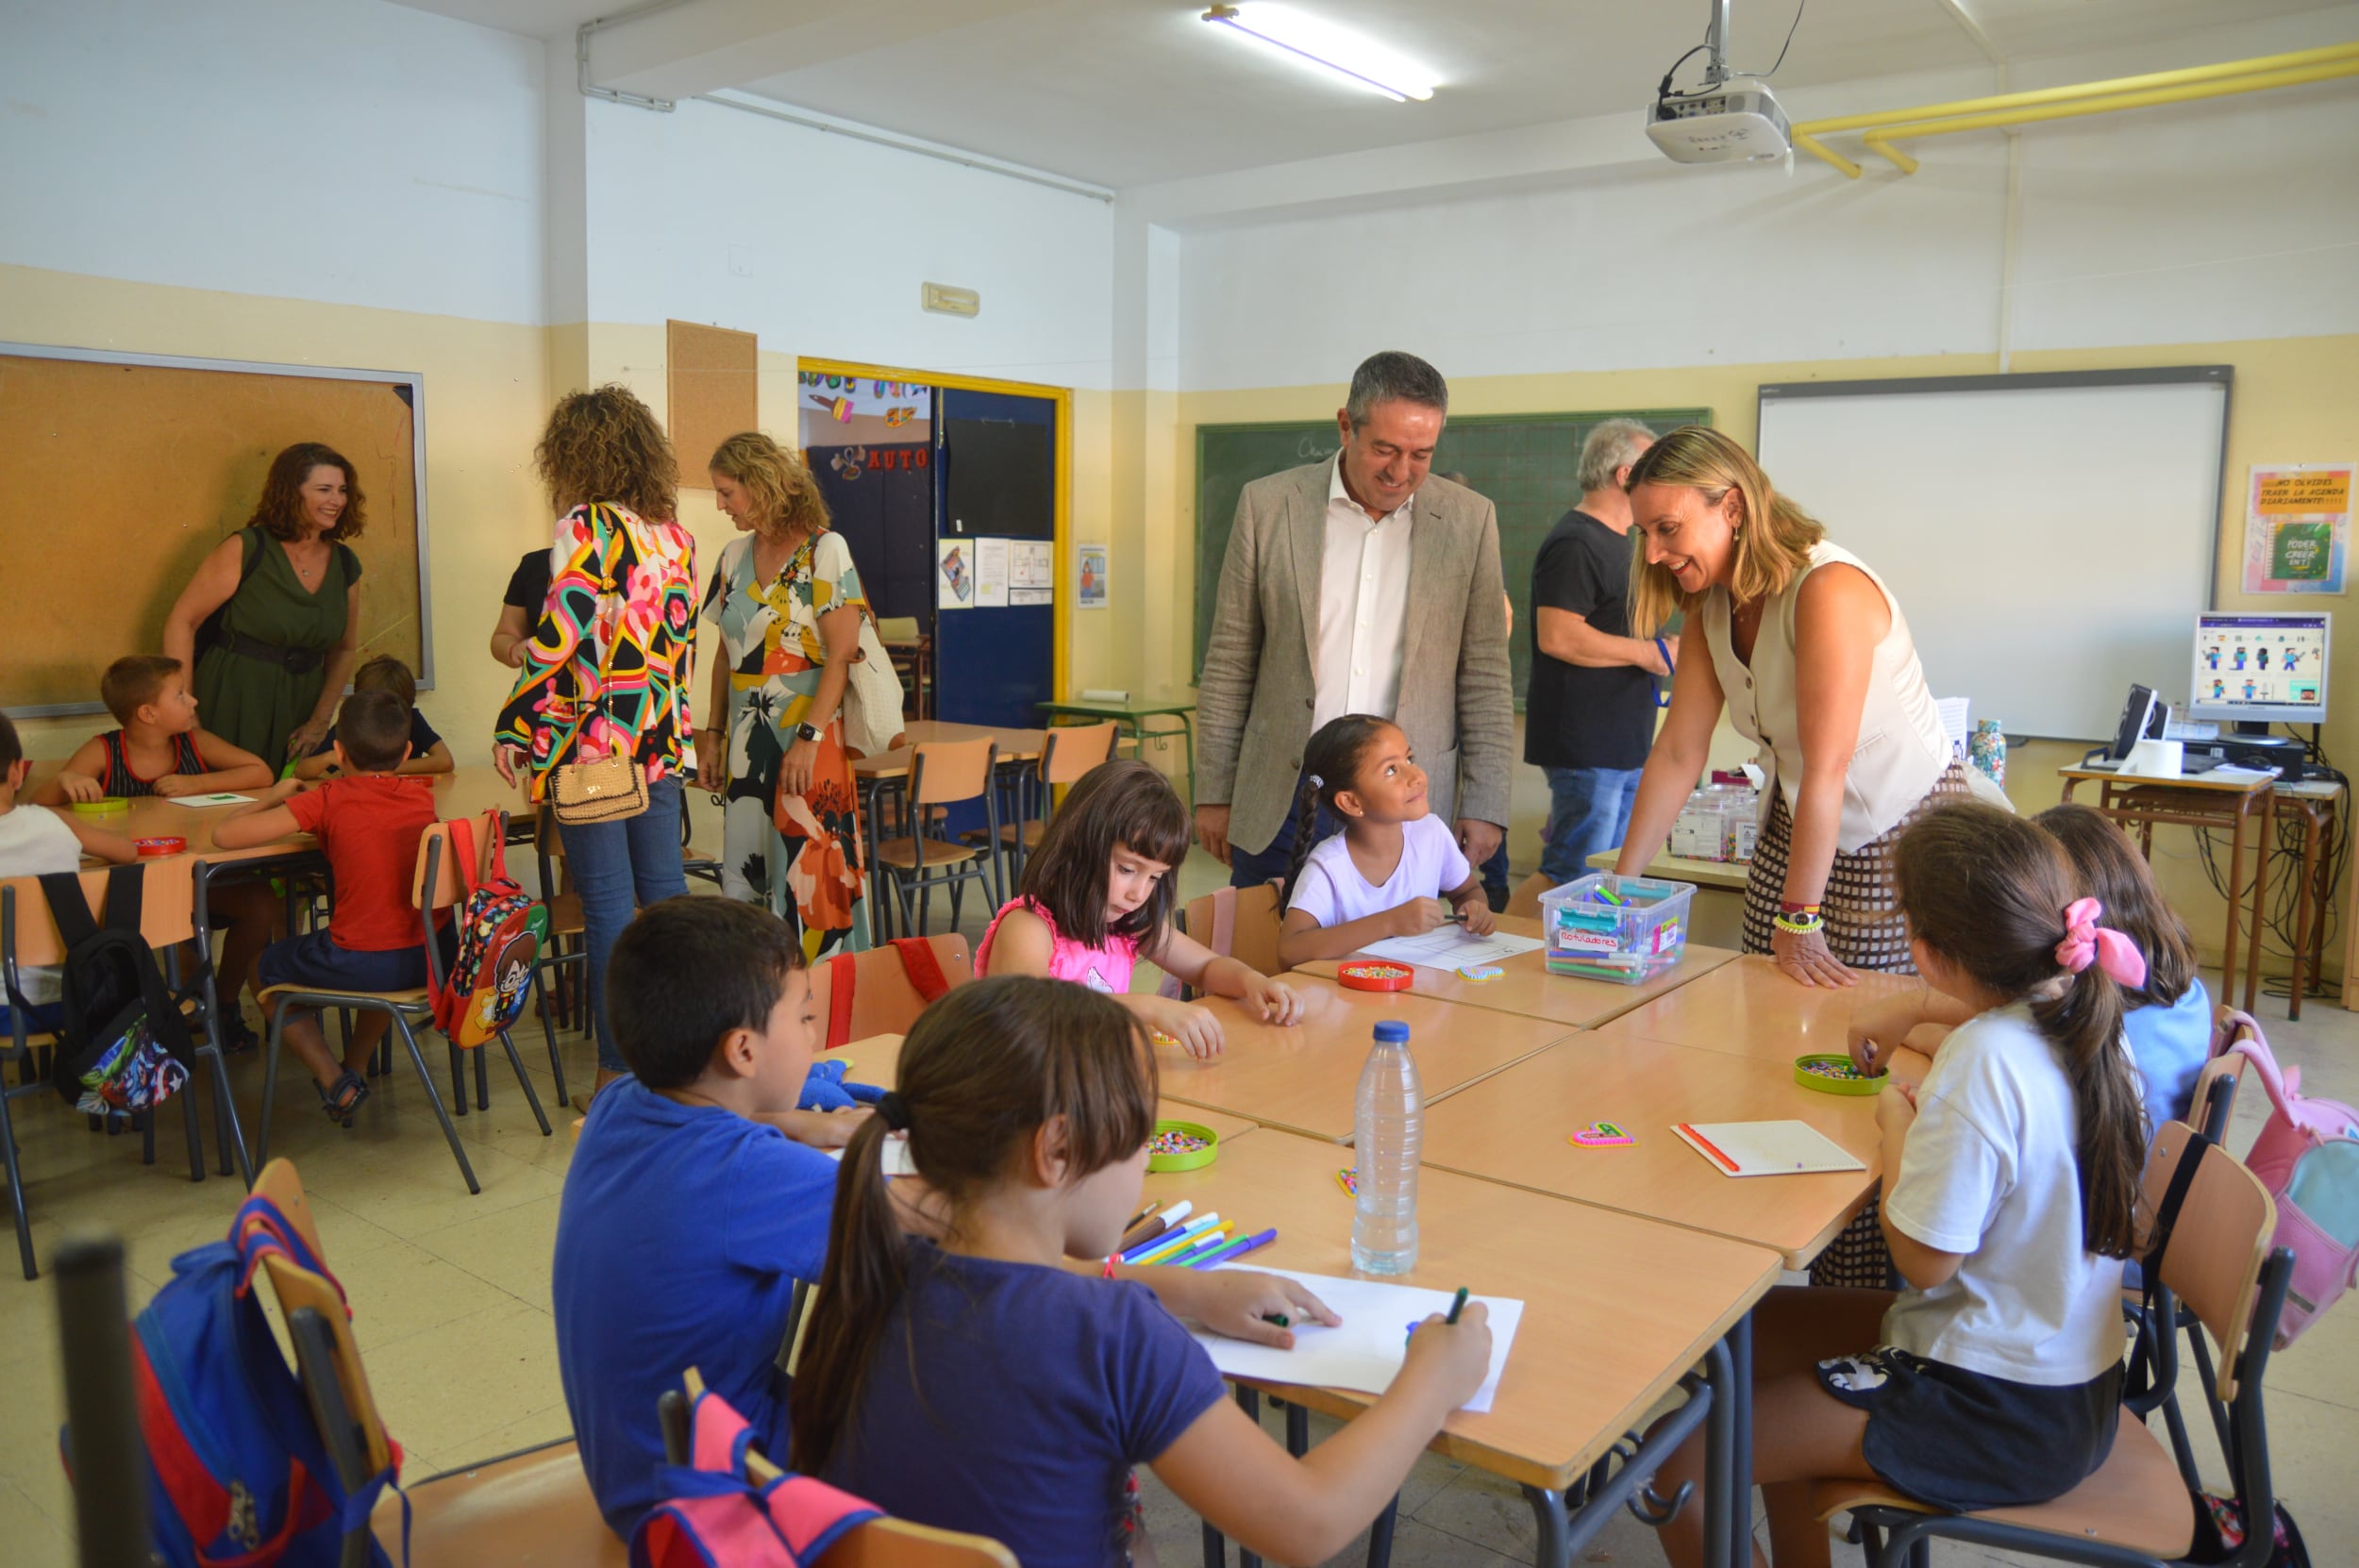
[1701,542,1950,854]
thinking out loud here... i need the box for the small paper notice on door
[974,537,1010,608]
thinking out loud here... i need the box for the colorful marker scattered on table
[1192,1228,1276,1269]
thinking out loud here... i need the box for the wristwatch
[794,722,822,743]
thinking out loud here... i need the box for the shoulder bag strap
[825,951,859,1050]
[35,872,102,953]
[889,937,950,1002]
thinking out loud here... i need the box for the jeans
[1538,765,1645,886]
[556,775,689,1073]
[1226,769,1343,892]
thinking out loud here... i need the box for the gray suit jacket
[1196,463,1514,856]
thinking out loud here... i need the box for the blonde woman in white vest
[1614,425,1967,988]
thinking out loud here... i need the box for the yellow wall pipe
[1858,55,2359,173]
[1790,38,2359,140]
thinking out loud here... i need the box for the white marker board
[1755,368,2231,740]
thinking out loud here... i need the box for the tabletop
[1291,916,1739,1032]
[1038,692,1199,719]
[1154,982,1573,1144]
[1586,955,1943,1067]
[1419,1029,1886,1268]
[831,1034,1261,1144]
[1583,847,1751,893]
[1141,1126,1782,1492]
[2056,765,2274,797]
[852,721,1051,780]
[72,766,526,867]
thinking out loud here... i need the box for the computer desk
[2057,766,2346,1018]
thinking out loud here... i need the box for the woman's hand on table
[286,718,330,760]
[1772,924,1854,988]
[1156,1267,1339,1349]
[779,736,820,799]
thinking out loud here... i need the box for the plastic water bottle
[1352,1020,1422,1276]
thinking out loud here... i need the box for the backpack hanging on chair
[428,812,547,1049]
[2222,1017,2359,1346]
[633,1384,880,1568]
[39,864,192,1121]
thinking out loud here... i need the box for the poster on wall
[799,373,931,428]
[1011,541,1052,591]
[1077,543,1109,609]
[2243,463,2353,594]
[974,538,1011,608]
[937,540,974,609]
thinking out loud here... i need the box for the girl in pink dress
[976,759,1302,1058]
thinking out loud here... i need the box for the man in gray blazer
[1195,351,1514,890]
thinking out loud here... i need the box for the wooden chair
[232,1159,627,1568]
[872,740,1000,938]
[661,1369,1019,1568]
[979,721,1118,880]
[1,859,243,1278]
[808,933,971,1049]
[1815,1121,2293,1566]
[254,824,552,1194]
[1176,882,1285,988]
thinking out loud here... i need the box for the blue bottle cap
[1373,1021,1411,1043]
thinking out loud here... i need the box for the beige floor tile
[363,1298,564,1461]
[335,1234,523,1351]
[414,1193,565,1311]
[428,1400,577,1472]
[0,1475,75,1568]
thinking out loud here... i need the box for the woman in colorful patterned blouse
[696,432,871,959]
[494,386,698,1104]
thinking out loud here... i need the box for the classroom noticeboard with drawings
[2243,463,2353,594]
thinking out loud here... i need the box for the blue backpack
[93,1193,402,1567]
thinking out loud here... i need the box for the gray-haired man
[1195,351,1514,891]
[1527,418,1665,885]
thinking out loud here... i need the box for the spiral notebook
[1671,1120,1864,1177]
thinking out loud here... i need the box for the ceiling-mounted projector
[1646,76,1790,162]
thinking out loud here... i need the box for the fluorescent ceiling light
[1200,5,1437,102]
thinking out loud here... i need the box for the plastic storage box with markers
[1538,873,1696,983]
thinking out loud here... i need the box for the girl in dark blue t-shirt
[792,976,1494,1568]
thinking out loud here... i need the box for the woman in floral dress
[696,432,870,958]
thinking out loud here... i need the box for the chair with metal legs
[871,739,1000,937]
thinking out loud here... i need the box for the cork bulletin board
[0,343,429,715]
[665,320,758,484]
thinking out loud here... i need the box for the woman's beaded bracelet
[1773,909,1826,936]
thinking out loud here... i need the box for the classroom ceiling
[404,0,2352,187]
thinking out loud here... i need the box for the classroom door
[932,389,1056,729]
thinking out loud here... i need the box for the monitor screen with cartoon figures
[2190,612,2330,725]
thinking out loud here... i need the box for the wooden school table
[1152,981,1573,1143]
[831,1034,1260,1145]
[1590,954,1943,1067]
[1036,691,1197,800]
[2266,776,2345,1019]
[1142,1126,1779,1568]
[1419,1029,1885,1270]
[1291,915,1738,1032]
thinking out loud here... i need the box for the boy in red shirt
[214,688,450,1123]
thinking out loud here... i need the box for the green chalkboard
[1193,409,1714,705]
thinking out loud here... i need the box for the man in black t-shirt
[1526,420,1666,886]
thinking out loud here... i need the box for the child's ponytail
[789,976,1157,1475]
[1277,713,1393,908]
[1894,803,2149,1259]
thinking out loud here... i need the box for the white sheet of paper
[1009,587,1053,606]
[1011,540,1053,589]
[1354,927,1545,968]
[1187,1267,1524,1413]
[168,792,255,808]
[1672,1119,1865,1177]
[973,537,1010,608]
[823,1131,916,1176]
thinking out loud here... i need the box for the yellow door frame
[797,356,1072,702]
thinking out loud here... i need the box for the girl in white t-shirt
[1275,714,1495,968]
[1647,802,2149,1568]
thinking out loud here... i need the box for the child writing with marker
[793,976,1493,1568]
[1275,713,1495,969]
[1649,803,2146,1568]
[977,759,1302,1059]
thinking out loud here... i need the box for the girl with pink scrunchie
[1643,802,2151,1568]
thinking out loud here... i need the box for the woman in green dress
[164,442,364,767]
[695,432,872,959]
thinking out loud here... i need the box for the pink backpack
[2226,1024,2359,1347]
[631,1387,879,1568]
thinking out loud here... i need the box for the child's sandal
[318,1071,371,1126]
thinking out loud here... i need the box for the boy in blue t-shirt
[552,896,837,1539]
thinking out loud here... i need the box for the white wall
[1175,6,2359,389]
[0,0,546,326]
[582,95,1117,388]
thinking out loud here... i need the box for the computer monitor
[2188,612,2330,728]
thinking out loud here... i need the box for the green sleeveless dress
[192,529,361,765]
